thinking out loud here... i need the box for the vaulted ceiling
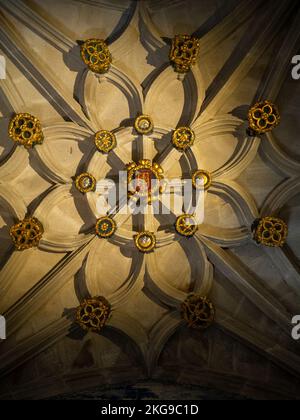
[0,0,300,400]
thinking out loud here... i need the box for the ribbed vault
[0,0,300,400]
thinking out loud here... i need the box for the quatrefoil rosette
[1,2,294,379]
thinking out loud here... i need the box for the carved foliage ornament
[181,294,215,330]
[10,217,44,251]
[80,39,112,74]
[192,170,212,190]
[169,34,200,73]
[248,100,280,134]
[76,296,111,332]
[175,214,198,237]
[8,113,44,148]
[134,115,154,135]
[95,130,116,154]
[95,216,117,238]
[127,159,164,204]
[75,173,96,193]
[253,216,288,247]
[172,126,195,151]
[134,231,156,253]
